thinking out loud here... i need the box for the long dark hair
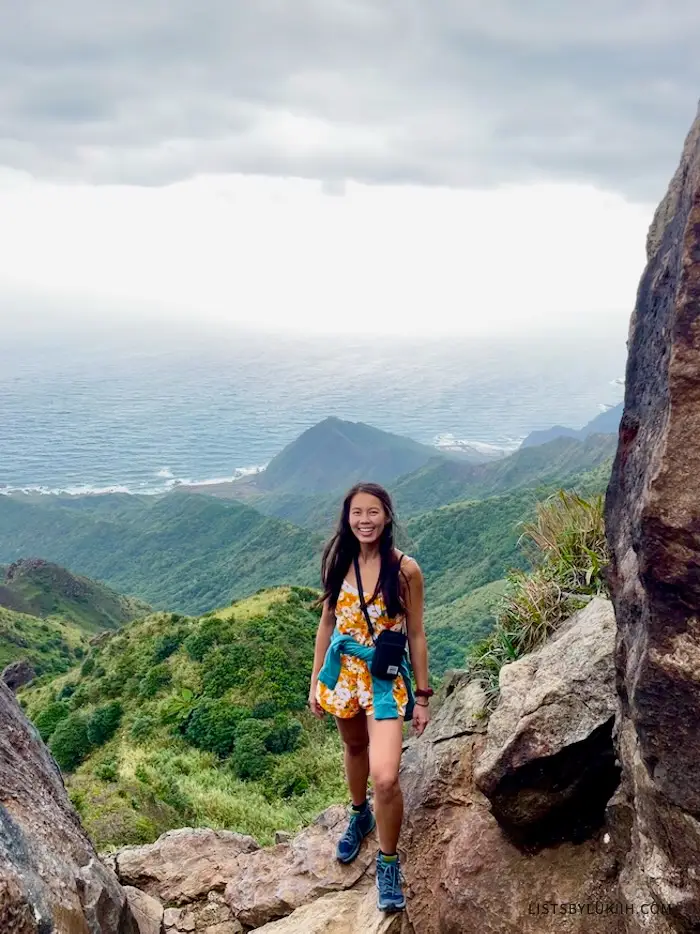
[314,482,409,619]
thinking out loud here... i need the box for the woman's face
[348,492,387,544]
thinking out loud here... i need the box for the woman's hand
[412,701,430,736]
[308,679,326,719]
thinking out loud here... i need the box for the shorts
[316,653,408,719]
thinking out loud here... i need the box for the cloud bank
[1,1,699,199]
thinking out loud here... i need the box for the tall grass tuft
[466,490,609,709]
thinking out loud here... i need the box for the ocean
[0,318,627,496]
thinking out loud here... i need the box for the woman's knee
[344,739,369,757]
[371,771,400,798]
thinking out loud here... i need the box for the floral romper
[315,561,410,719]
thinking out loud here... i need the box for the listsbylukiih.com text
[528,901,672,917]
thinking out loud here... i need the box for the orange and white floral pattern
[316,578,409,719]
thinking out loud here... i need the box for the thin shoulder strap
[398,554,407,635]
[353,553,377,644]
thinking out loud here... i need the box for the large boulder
[605,104,700,934]
[112,826,260,904]
[123,886,164,934]
[251,881,407,933]
[224,804,378,929]
[398,670,621,934]
[474,598,620,843]
[2,659,36,692]
[0,680,136,934]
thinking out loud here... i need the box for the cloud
[0,170,651,337]
[0,1,698,199]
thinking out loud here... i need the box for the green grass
[465,489,609,708]
[0,605,88,678]
[19,586,353,850]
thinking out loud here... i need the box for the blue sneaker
[336,803,375,863]
[375,851,406,912]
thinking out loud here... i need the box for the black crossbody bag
[353,553,408,680]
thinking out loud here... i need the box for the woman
[308,482,432,913]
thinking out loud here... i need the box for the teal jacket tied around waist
[317,627,415,720]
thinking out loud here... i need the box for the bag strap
[353,553,407,643]
[353,553,377,644]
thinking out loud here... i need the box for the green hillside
[0,605,88,678]
[0,494,323,615]
[391,434,616,517]
[424,579,508,675]
[14,460,614,852]
[253,415,472,495]
[19,587,348,851]
[405,488,539,603]
[232,435,615,533]
[0,558,150,633]
[401,461,612,675]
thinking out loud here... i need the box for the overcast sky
[1,1,699,336]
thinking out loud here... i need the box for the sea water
[0,318,627,495]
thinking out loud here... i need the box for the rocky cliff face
[0,680,136,934]
[605,105,700,934]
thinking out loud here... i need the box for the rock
[113,827,260,904]
[0,680,136,934]
[224,804,376,928]
[409,671,488,748]
[398,657,621,934]
[1,658,36,691]
[163,892,243,934]
[251,880,405,933]
[605,105,700,933]
[124,886,164,934]
[473,598,620,843]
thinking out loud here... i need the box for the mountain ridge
[0,557,150,632]
[520,402,622,448]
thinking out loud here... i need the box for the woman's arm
[310,597,336,682]
[402,559,430,691]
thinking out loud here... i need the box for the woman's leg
[366,715,404,853]
[335,710,370,806]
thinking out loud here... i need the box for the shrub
[139,663,172,698]
[152,632,184,663]
[49,713,93,771]
[87,701,123,746]
[80,656,95,676]
[230,722,270,781]
[265,717,303,755]
[520,490,608,594]
[183,628,217,662]
[58,682,77,700]
[184,699,250,758]
[201,645,247,697]
[33,701,72,742]
[251,699,279,719]
[267,758,311,798]
[466,489,609,708]
[94,759,119,782]
[69,684,91,710]
[159,687,197,731]
[130,715,156,742]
